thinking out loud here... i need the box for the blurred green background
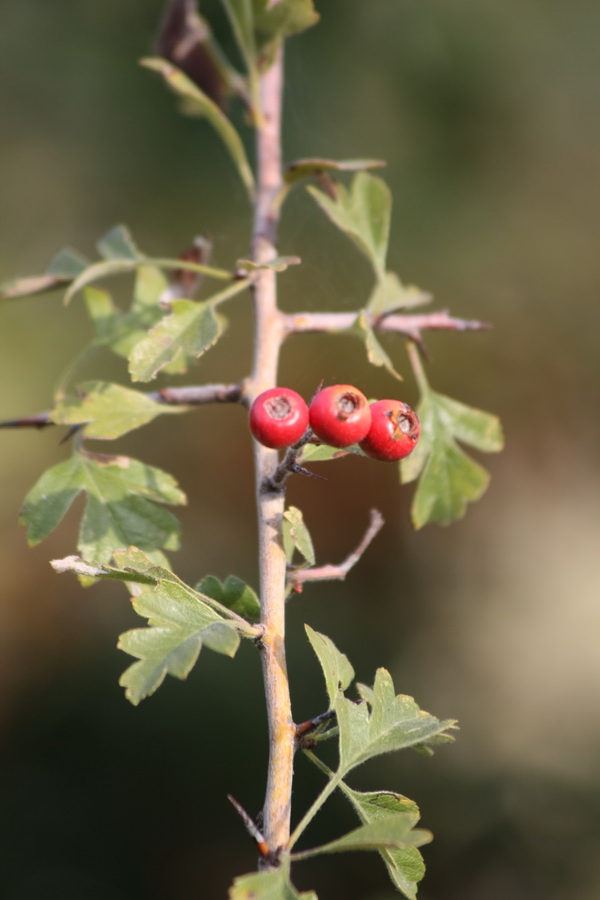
[1,1,599,898]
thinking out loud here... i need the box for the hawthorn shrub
[0,2,503,897]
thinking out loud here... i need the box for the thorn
[290,463,326,481]
[59,424,84,444]
[295,709,336,740]
[227,795,273,862]
[309,380,324,405]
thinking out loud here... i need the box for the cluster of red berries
[249,384,420,462]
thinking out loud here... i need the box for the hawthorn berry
[359,399,420,461]
[249,387,309,449]
[308,384,372,448]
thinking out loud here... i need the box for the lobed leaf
[229,865,317,900]
[195,574,261,622]
[52,548,257,704]
[336,668,457,773]
[401,390,504,528]
[128,277,249,381]
[52,381,189,440]
[141,57,255,199]
[119,613,239,704]
[339,785,426,899]
[20,451,186,564]
[307,173,391,279]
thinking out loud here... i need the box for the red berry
[249,387,309,449]
[308,384,372,448]
[359,399,420,461]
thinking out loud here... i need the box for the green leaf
[51,549,257,704]
[83,285,125,342]
[46,247,90,278]
[366,272,431,317]
[336,668,457,773]
[401,390,504,528]
[195,575,261,622]
[141,57,255,199]
[111,548,258,634]
[128,298,224,382]
[229,865,317,900]
[307,173,391,279]
[283,507,315,566]
[351,310,402,380]
[52,381,189,439]
[128,277,249,381]
[284,157,386,186]
[20,456,85,546]
[83,267,169,361]
[20,451,186,563]
[97,224,142,261]
[221,0,256,72]
[297,443,360,464]
[253,0,319,67]
[292,816,431,860]
[305,625,354,708]
[340,786,426,900]
[118,612,239,704]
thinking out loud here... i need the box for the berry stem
[248,44,295,859]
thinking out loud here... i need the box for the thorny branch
[284,309,489,342]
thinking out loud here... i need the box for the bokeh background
[1,1,599,898]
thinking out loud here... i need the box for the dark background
[1,1,599,898]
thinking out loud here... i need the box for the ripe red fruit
[249,387,309,449]
[308,384,372,448]
[359,399,420,461]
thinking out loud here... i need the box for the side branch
[156,382,244,406]
[0,383,245,431]
[284,309,490,341]
[288,508,384,593]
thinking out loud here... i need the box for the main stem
[249,48,294,857]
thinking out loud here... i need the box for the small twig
[0,383,245,433]
[0,413,53,429]
[154,382,244,406]
[288,508,384,592]
[284,309,490,340]
[227,795,274,864]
